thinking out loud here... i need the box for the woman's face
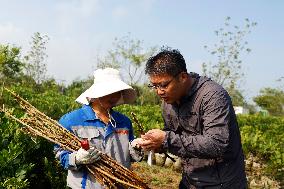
[99,91,122,109]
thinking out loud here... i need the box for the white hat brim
[75,80,136,105]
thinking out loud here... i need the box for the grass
[131,161,181,189]
[132,154,282,189]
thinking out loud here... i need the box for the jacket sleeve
[54,115,80,170]
[162,89,231,159]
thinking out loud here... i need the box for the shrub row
[238,115,284,181]
[1,102,283,188]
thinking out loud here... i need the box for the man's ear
[180,72,188,82]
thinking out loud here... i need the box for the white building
[233,106,249,115]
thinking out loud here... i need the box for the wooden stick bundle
[1,88,149,189]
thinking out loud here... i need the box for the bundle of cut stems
[0,88,149,189]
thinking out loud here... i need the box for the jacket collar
[171,72,211,108]
[81,105,99,121]
[81,105,123,124]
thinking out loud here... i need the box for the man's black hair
[145,47,187,76]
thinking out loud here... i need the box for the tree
[228,85,246,106]
[64,77,93,99]
[253,88,284,116]
[202,17,257,91]
[132,84,161,105]
[0,45,23,82]
[24,32,49,84]
[96,49,121,70]
[276,76,284,90]
[97,34,157,85]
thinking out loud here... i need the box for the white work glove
[130,138,143,148]
[130,138,144,162]
[130,138,144,150]
[75,147,101,165]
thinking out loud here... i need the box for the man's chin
[162,98,174,104]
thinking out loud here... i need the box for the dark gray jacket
[161,73,247,189]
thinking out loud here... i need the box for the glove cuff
[69,152,80,170]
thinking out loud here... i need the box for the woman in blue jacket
[54,68,143,189]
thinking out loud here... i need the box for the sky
[0,0,283,102]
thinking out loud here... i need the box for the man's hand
[140,129,166,151]
[75,147,101,165]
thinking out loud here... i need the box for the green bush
[1,84,71,188]
[238,115,284,181]
[132,85,161,105]
[0,112,34,188]
[115,104,163,136]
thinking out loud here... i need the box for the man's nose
[156,88,165,95]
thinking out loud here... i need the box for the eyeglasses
[148,73,180,91]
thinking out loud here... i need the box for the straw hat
[75,68,136,105]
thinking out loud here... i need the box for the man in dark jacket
[139,48,247,189]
